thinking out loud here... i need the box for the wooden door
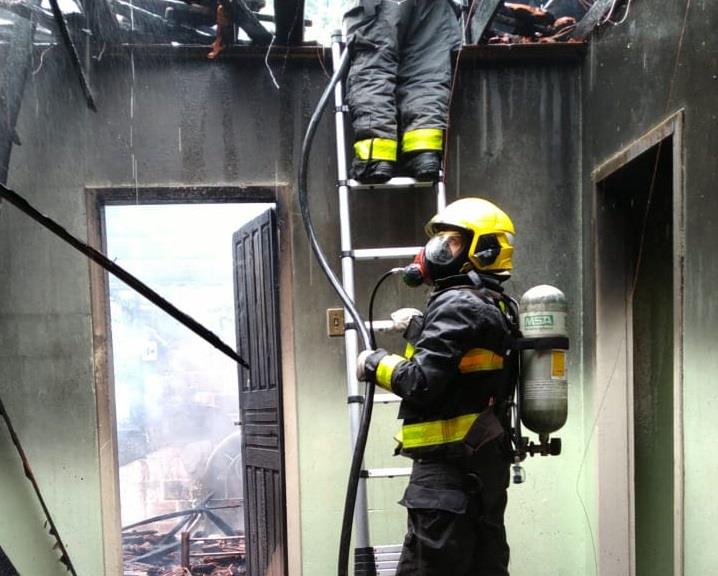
[233,207,287,576]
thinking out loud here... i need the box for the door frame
[591,110,685,576]
[85,184,301,575]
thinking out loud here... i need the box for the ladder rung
[374,393,402,403]
[376,555,401,564]
[373,545,403,555]
[345,320,398,334]
[352,247,421,260]
[347,177,436,191]
[361,468,412,478]
[375,544,402,576]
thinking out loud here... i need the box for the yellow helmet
[425,197,515,273]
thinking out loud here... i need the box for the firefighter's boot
[404,151,441,182]
[352,159,395,184]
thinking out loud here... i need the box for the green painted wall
[0,125,105,574]
[0,29,105,573]
[1,48,287,575]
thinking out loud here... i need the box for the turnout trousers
[344,0,461,146]
[395,441,511,576]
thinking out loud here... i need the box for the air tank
[519,285,568,435]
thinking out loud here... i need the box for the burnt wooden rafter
[572,0,614,40]
[273,0,305,46]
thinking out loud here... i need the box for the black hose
[296,43,377,576]
[368,269,402,348]
[298,47,369,349]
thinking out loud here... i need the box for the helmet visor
[424,231,467,266]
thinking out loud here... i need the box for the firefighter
[344,0,462,183]
[357,197,517,576]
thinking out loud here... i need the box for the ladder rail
[331,33,372,551]
[331,30,447,573]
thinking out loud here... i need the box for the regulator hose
[297,44,375,576]
[368,268,404,349]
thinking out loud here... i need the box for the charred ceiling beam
[468,0,504,44]
[235,0,273,45]
[0,0,47,25]
[47,0,97,110]
[78,0,119,44]
[273,0,304,46]
[0,183,251,369]
[572,0,614,40]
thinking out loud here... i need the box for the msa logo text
[524,314,554,328]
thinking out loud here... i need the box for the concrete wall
[0,44,103,576]
[455,60,586,576]
[1,41,586,576]
[582,1,718,574]
[0,47,290,575]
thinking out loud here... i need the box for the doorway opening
[593,113,684,576]
[102,201,272,574]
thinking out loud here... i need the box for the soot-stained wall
[582,1,718,574]
[0,45,584,576]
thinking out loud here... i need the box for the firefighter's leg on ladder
[396,0,461,182]
[345,0,402,184]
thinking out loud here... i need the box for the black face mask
[402,231,470,287]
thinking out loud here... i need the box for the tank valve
[522,434,562,457]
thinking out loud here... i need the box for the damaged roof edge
[90,40,587,65]
[572,0,619,40]
[460,41,587,64]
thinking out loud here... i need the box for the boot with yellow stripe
[351,137,396,183]
[400,128,444,182]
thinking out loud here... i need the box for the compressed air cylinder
[519,285,568,435]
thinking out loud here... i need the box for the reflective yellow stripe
[403,342,415,359]
[354,138,398,161]
[401,128,444,153]
[458,348,504,373]
[401,412,481,449]
[376,354,404,391]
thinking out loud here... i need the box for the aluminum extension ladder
[329,32,447,576]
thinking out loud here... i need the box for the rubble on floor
[123,529,245,576]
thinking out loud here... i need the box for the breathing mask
[402,230,470,287]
